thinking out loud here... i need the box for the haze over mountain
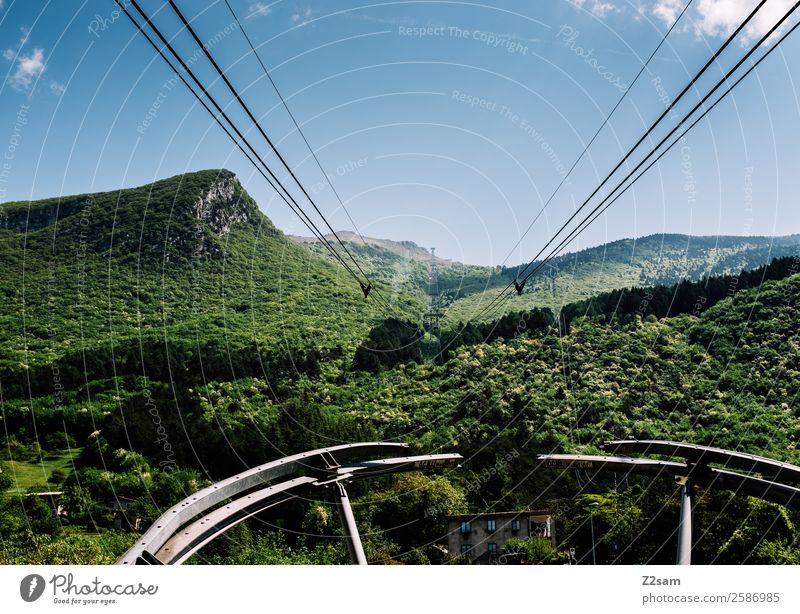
[293,228,800,323]
[290,231,451,265]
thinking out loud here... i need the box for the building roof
[447,510,551,520]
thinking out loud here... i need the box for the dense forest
[1,170,799,565]
[297,227,800,324]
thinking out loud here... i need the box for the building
[446,511,555,564]
[27,491,65,517]
[103,496,141,531]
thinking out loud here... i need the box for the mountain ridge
[289,226,800,324]
[290,230,800,269]
[0,169,421,379]
[289,231,451,265]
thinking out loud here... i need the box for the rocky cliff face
[193,174,253,237]
[0,170,266,264]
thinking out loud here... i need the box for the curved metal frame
[538,454,800,509]
[538,440,800,565]
[158,476,316,565]
[602,439,800,484]
[118,443,461,565]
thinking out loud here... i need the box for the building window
[488,543,498,556]
[461,544,472,554]
[511,519,520,532]
[487,519,496,532]
[460,521,471,534]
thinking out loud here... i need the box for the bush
[503,536,563,564]
[0,469,12,493]
[49,469,68,485]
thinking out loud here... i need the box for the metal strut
[335,482,367,565]
[513,279,526,296]
[676,477,692,565]
[360,283,372,300]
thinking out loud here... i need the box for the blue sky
[1,0,798,265]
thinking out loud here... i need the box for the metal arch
[156,477,316,565]
[538,451,800,566]
[149,453,462,565]
[117,442,411,565]
[539,454,687,477]
[696,464,800,509]
[537,454,800,510]
[117,444,462,565]
[602,439,800,484]
[539,443,800,566]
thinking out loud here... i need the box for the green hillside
[295,231,800,326]
[1,170,799,565]
[445,233,800,323]
[0,170,422,389]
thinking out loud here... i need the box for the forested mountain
[0,170,422,395]
[295,229,800,325]
[1,170,799,565]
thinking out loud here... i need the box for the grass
[0,448,81,495]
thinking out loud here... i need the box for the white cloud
[591,2,619,17]
[246,2,272,19]
[9,47,46,92]
[49,80,65,96]
[290,7,312,25]
[651,0,795,44]
[3,26,47,93]
[652,0,685,26]
[694,0,795,44]
[568,0,623,18]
